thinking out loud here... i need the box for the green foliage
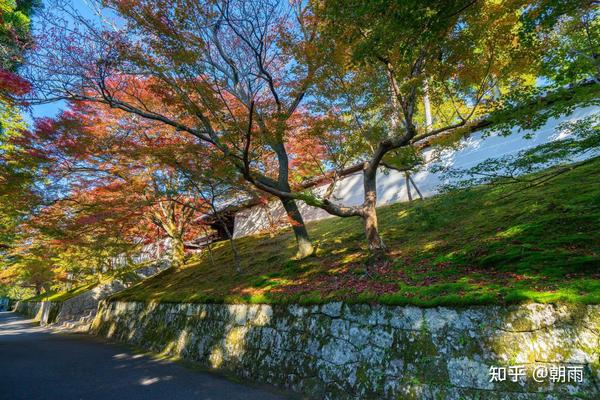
[0,0,39,71]
[317,0,476,65]
[314,0,553,137]
[111,157,600,306]
[539,5,599,86]
[5,251,56,295]
[0,99,37,247]
[487,83,600,136]
[0,283,33,299]
[382,146,425,172]
[0,0,40,268]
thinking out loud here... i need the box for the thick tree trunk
[271,141,314,259]
[281,197,314,258]
[170,235,186,267]
[362,169,386,259]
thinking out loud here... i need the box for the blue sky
[26,0,106,123]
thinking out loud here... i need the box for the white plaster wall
[233,106,599,238]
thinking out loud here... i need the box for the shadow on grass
[110,158,600,306]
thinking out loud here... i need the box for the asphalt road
[0,311,289,400]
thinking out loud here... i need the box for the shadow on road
[0,312,290,400]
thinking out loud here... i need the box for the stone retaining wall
[12,261,170,330]
[13,301,62,325]
[54,280,128,330]
[92,301,600,399]
[13,300,43,320]
[55,261,172,330]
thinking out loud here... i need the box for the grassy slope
[23,282,97,302]
[112,158,600,306]
[21,259,160,303]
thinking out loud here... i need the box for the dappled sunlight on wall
[91,301,599,399]
[209,347,224,369]
[91,302,276,378]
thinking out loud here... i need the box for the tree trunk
[206,241,215,267]
[492,74,502,100]
[404,171,413,202]
[423,78,433,131]
[409,174,424,200]
[271,140,314,259]
[281,197,314,258]
[263,204,277,237]
[362,168,386,261]
[228,237,242,274]
[217,216,242,273]
[170,236,186,267]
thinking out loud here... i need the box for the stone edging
[90,301,600,399]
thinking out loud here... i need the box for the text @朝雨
[489,365,584,383]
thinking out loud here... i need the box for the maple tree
[19,0,597,272]
[538,3,599,85]
[176,161,246,273]
[26,0,325,259]
[26,99,214,269]
[283,0,590,263]
[0,0,40,284]
[1,218,68,296]
[2,251,57,296]
[0,0,36,118]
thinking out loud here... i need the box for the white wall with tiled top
[233,105,599,238]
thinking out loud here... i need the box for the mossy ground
[111,158,600,306]
[24,282,97,302]
[21,259,159,302]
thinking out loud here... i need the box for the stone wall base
[91,301,600,399]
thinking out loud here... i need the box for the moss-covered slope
[112,158,600,306]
